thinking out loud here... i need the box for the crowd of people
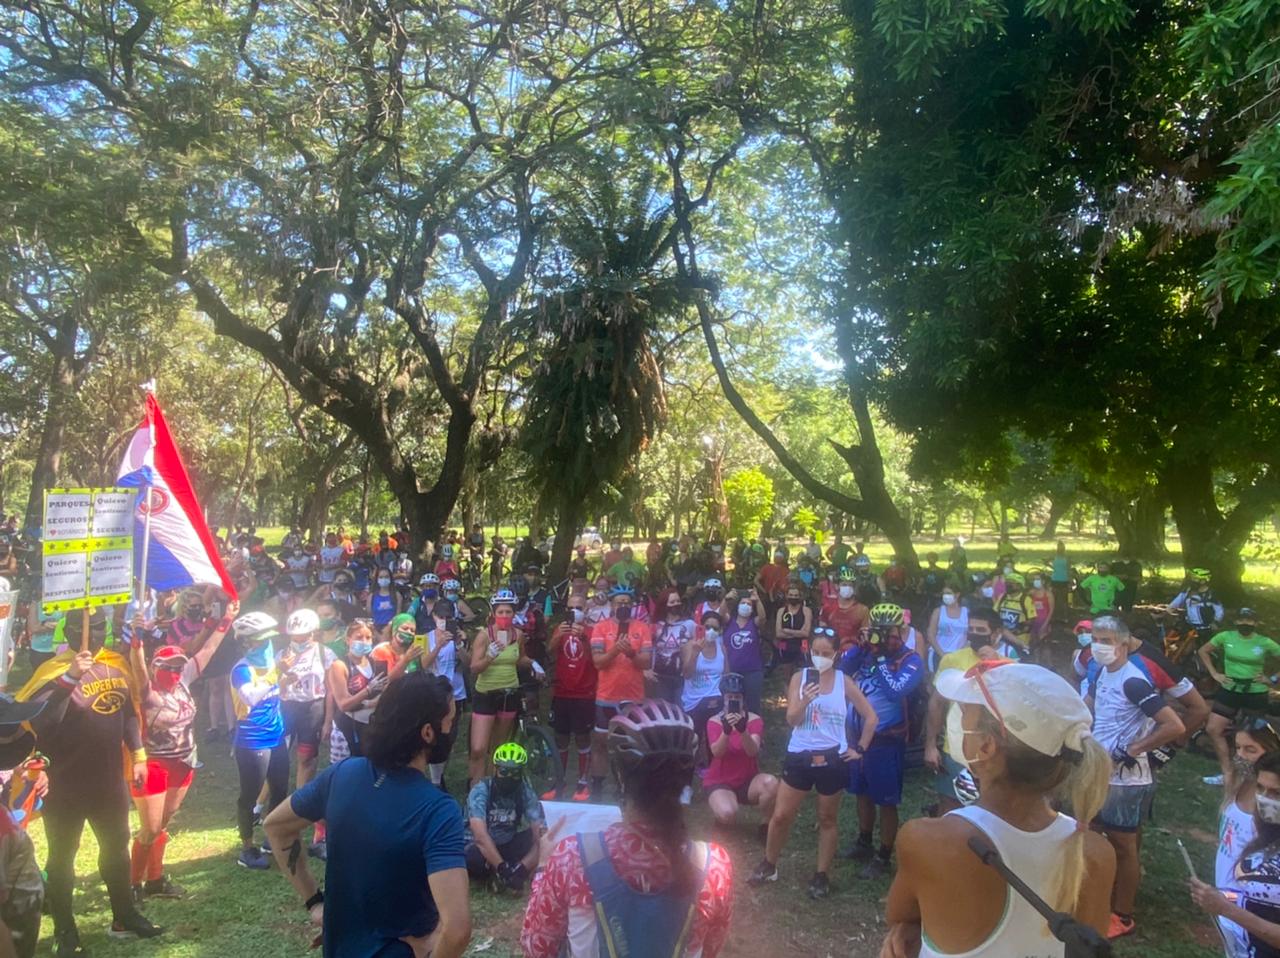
[0,515,1275,957]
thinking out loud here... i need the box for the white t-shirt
[318,545,345,582]
[277,642,336,703]
[1217,799,1255,958]
[1089,659,1162,786]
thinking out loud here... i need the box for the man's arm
[468,818,505,870]
[263,798,321,921]
[426,868,471,958]
[922,689,945,771]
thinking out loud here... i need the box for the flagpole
[136,382,157,628]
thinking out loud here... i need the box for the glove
[497,860,528,891]
[367,673,390,694]
[1149,743,1178,771]
[1110,743,1138,770]
[488,642,503,659]
[531,661,546,680]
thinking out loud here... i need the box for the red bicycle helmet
[606,699,698,772]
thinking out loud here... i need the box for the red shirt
[821,599,869,650]
[521,822,733,958]
[703,714,764,791]
[757,562,790,598]
[589,619,652,704]
[551,623,597,700]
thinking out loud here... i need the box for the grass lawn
[28,658,1231,958]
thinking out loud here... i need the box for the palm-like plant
[518,171,689,580]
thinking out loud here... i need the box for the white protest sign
[43,491,92,542]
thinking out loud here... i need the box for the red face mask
[153,668,182,692]
[494,612,514,629]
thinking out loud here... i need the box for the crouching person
[465,743,546,892]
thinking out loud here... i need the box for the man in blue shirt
[265,672,471,958]
[838,603,925,878]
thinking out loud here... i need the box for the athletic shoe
[261,836,272,852]
[1107,913,1136,939]
[54,929,86,958]
[807,872,830,900]
[143,875,186,899]
[859,857,890,880]
[237,847,271,870]
[572,782,592,802]
[840,840,874,861]
[108,912,164,939]
[541,787,560,801]
[1203,773,1225,786]
[747,860,778,886]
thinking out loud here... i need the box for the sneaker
[132,883,145,905]
[143,876,186,899]
[308,841,327,861]
[54,928,86,958]
[859,857,890,880]
[1107,913,1136,939]
[261,836,271,852]
[747,860,778,886]
[572,782,592,802]
[840,840,874,861]
[237,847,271,870]
[541,787,560,802]
[807,872,830,900]
[108,912,164,940]
[1203,773,1225,786]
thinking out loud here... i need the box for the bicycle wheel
[467,597,490,622]
[516,721,562,797]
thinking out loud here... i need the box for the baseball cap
[151,645,189,669]
[1237,607,1259,622]
[934,662,1092,758]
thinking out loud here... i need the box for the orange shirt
[758,562,790,597]
[589,618,653,704]
[821,599,869,651]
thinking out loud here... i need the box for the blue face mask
[423,588,438,599]
[350,641,373,658]
[245,643,271,668]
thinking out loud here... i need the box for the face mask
[1091,642,1119,666]
[153,669,182,692]
[350,640,373,658]
[494,613,514,629]
[946,705,982,772]
[186,608,204,621]
[981,586,994,599]
[246,643,271,668]
[594,593,608,605]
[377,577,391,587]
[434,618,448,631]
[1076,631,1092,648]
[615,606,632,624]
[1258,794,1280,825]
[811,654,834,673]
[290,640,311,655]
[422,588,437,599]
[787,597,801,607]
[704,627,720,641]
[1232,754,1256,779]
[838,585,854,599]
[494,774,521,795]
[967,631,992,652]
[1003,566,1013,575]
[395,630,415,647]
[319,617,338,630]
[1240,625,1257,636]
[738,602,753,617]
[1032,579,1043,589]
[941,593,956,606]
[571,608,585,624]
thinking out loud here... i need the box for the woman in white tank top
[881,662,1114,957]
[927,587,969,670]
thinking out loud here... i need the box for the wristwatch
[305,890,325,911]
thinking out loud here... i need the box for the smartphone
[802,668,818,690]
[1176,838,1197,881]
[725,694,744,715]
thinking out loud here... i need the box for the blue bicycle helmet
[609,584,635,597]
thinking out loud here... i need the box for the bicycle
[505,680,561,799]
[462,553,485,595]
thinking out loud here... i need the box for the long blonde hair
[977,711,1110,913]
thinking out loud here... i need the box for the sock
[577,749,590,782]
[146,831,169,882]
[858,831,873,847]
[313,821,326,844]
[877,845,892,863]
[130,837,152,885]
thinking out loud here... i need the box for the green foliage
[792,506,821,538]
[724,467,775,540]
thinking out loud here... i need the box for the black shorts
[775,639,805,665]
[782,751,847,796]
[472,688,521,717]
[707,781,754,805]
[464,828,537,878]
[551,697,594,737]
[281,698,325,751]
[1213,687,1270,718]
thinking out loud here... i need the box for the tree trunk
[547,487,584,586]
[1097,488,1167,559]
[24,344,78,529]
[359,452,371,537]
[1041,494,1075,540]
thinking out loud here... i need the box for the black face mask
[1240,625,1257,636]
[615,606,632,624]
[968,631,992,652]
[494,774,521,795]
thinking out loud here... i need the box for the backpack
[576,831,710,958]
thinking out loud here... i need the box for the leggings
[235,743,290,843]
[44,788,135,932]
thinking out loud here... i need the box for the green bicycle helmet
[869,603,905,629]
[493,742,528,769]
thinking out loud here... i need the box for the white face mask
[571,608,585,624]
[1091,642,1119,666]
[704,627,720,641]
[1003,565,1014,575]
[1032,578,1043,589]
[838,585,854,599]
[377,577,391,587]
[941,593,956,606]
[1258,794,1280,825]
[981,586,994,599]
[738,602,753,617]
[946,705,981,772]
[811,654,834,673]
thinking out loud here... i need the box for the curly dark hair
[364,672,454,770]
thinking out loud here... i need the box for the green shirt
[830,544,853,568]
[606,559,646,587]
[1210,630,1280,694]
[1079,574,1124,613]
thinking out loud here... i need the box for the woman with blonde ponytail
[879,662,1115,958]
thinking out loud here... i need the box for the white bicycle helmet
[442,578,461,593]
[491,587,518,606]
[233,611,279,641]
[284,608,320,636]
[419,572,440,586]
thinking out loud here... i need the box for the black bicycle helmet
[719,672,745,696]
[607,699,698,774]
